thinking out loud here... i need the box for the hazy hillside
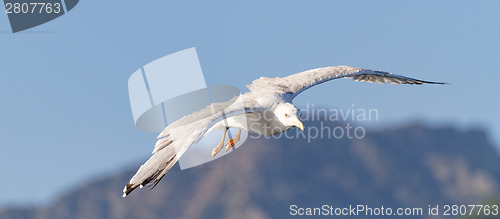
[1,121,499,219]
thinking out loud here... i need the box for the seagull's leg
[211,127,228,157]
[225,129,241,151]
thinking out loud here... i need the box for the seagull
[122,66,445,197]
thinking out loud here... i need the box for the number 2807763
[5,2,62,14]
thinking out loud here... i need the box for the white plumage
[123,66,445,197]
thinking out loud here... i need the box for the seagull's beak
[294,118,304,130]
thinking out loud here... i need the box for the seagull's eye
[284,113,289,117]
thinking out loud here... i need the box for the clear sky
[1,0,499,207]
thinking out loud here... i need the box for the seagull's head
[274,103,304,131]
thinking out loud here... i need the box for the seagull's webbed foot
[211,127,228,157]
[225,129,241,151]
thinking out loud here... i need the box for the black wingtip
[417,80,450,85]
[122,183,136,197]
[430,81,450,85]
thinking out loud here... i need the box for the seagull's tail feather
[122,138,178,197]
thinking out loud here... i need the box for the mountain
[1,120,499,219]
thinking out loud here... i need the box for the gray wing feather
[246,66,446,100]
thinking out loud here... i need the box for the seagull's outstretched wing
[123,94,264,197]
[246,66,446,100]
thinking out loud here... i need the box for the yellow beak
[295,119,304,130]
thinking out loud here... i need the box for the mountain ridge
[1,121,499,219]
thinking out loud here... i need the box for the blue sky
[0,0,499,207]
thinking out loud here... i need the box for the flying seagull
[123,66,445,197]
